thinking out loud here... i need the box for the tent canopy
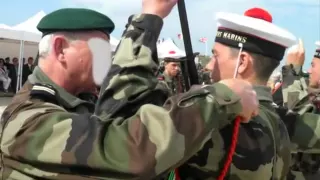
[0,24,11,29]
[13,11,46,34]
[157,38,186,59]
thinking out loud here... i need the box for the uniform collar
[253,85,273,102]
[163,72,173,82]
[28,67,93,109]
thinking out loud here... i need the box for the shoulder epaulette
[30,83,59,105]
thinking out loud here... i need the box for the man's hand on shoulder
[219,79,259,123]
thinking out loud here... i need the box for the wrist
[141,10,164,19]
[129,14,164,38]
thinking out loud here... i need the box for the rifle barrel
[177,0,199,90]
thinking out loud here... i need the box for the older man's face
[58,31,110,92]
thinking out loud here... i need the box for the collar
[253,85,273,102]
[28,67,93,109]
[163,72,173,82]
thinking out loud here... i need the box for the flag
[177,33,183,40]
[199,37,207,43]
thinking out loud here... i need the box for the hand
[286,38,305,66]
[219,79,259,123]
[142,0,178,19]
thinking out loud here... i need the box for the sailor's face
[210,43,237,81]
[308,58,320,88]
[165,62,179,77]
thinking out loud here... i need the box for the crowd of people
[0,56,34,93]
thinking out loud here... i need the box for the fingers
[241,89,259,123]
[298,38,305,54]
[298,38,304,50]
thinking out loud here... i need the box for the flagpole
[205,41,208,56]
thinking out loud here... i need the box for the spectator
[10,57,19,92]
[0,58,11,93]
[22,57,34,85]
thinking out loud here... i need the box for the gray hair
[38,32,83,58]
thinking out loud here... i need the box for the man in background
[22,57,34,84]
[158,57,184,94]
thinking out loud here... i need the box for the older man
[0,1,259,180]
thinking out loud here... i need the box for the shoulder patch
[30,83,59,105]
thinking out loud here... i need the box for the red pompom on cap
[244,7,272,23]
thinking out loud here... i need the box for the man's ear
[52,36,68,63]
[237,51,252,75]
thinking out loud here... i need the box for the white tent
[13,11,46,34]
[157,38,186,58]
[0,11,44,92]
[0,11,43,60]
[0,24,11,29]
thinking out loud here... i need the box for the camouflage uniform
[0,13,245,179]
[177,85,291,180]
[280,64,320,180]
[158,72,183,95]
[199,71,212,85]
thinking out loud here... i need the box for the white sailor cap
[214,9,297,60]
[315,41,320,58]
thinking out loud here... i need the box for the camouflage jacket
[177,85,291,180]
[281,65,320,180]
[199,71,212,85]
[0,14,244,180]
[157,72,183,95]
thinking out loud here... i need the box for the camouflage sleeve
[95,14,169,119]
[281,64,308,108]
[2,82,243,179]
[289,105,320,153]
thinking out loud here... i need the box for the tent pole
[20,41,25,90]
[17,40,24,92]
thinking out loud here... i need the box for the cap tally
[215,12,296,60]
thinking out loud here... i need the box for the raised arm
[281,64,308,108]
[1,82,244,179]
[95,14,169,119]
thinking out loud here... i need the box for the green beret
[37,8,115,36]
